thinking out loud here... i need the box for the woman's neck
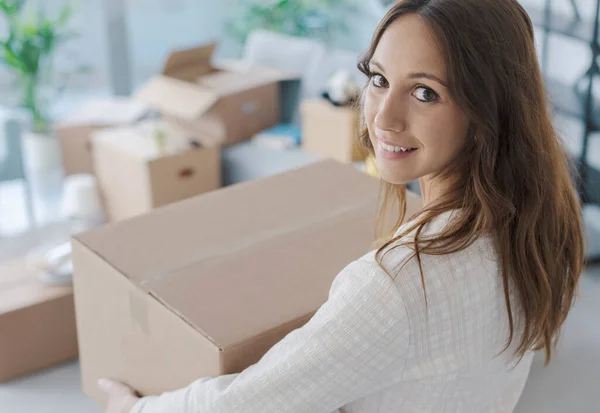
[418,174,456,208]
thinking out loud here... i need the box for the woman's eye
[371,74,389,88]
[413,86,439,103]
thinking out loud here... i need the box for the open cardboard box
[55,98,149,175]
[72,160,421,407]
[135,43,301,147]
[93,120,221,222]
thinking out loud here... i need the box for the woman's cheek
[363,92,378,128]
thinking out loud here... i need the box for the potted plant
[226,0,358,46]
[0,0,80,171]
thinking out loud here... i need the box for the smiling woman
[100,1,584,413]
[357,0,583,366]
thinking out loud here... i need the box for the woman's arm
[131,258,410,413]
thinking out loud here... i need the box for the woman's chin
[378,173,416,186]
[375,161,420,186]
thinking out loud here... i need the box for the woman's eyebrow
[370,59,448,88]
[408,72,448,88]
[369,60,385,72]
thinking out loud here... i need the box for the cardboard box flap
[75,161,383,349]
[0,259,72,314]
[162,43,217,82]
[76,161,377,283]
[135,76,219,120]
[214,59,301,82]
[197,67,295,96]
[59,98,148,126]
[196,70,272,95]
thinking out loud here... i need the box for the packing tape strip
[129,289,150,335]
[137,198,377,288]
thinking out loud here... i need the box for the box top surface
[58,98,149,127]
[75,161,381,350]
[92,120,198,161]
[0,258,73,314]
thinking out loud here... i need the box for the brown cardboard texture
[0,258,78,382]
[92,120,221,221]
[301,98,365,164]
[134,43,299,146]
[162,43,217,82]
[72,160,421,408]
[55,98,149,175]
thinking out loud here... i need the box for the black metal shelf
[531,0,600,263]
[528,6,596,43]
[588,161,600,204]
[544,77,600,129]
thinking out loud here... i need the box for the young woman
[100,0,585,412]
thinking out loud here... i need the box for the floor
[514,270,600,413]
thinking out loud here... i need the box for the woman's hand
[97,378,141,413]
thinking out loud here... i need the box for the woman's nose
[374,92,406,133]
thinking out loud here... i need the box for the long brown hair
[358,0,585,364]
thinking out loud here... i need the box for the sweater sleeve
[131,258,410,413]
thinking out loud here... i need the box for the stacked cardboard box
[0,258,78,382]
[93,120,221,221]
[301,98,365,164]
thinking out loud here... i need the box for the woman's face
[364,14,470,187]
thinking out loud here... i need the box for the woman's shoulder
[347,230,499,300]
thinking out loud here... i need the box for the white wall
[0,0,381,103]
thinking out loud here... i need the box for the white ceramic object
[31,174,106,285]
[27,241,74,286]
[326,70,360,105]
[22,131,62,172]
[61,173,106,232]
[35,241,74,285]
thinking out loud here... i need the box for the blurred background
[0,0,599,412]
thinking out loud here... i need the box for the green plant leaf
[0,0,24,16]
[56,3,73,27]
[0,0,83,128]
[225,0,357,46]
[1,42,27,72]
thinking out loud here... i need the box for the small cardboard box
[55,98,149,176]
[72,160,420,407]
[301,98,366,163]
[0,258,78,382]
[93,120,221,222]
[134,43,300,147]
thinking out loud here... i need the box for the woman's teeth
[380,142,417,153]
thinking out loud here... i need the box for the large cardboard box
[72,160,420,407]
[135,43,300,147]
[55,98,149,175]
[0,258,78,382]
[301,98,366,163]
[93,120,221,222]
